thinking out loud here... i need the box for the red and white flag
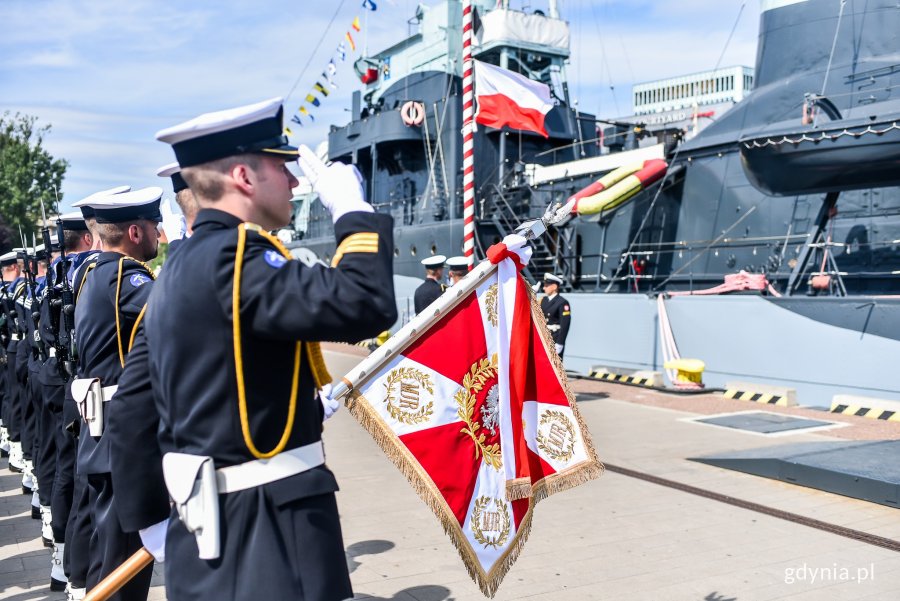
[342,236,602,596]
[474,60,554,138]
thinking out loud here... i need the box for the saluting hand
[297,145,373,223]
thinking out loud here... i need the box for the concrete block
[831,394,900,421]
[724,380,797,407]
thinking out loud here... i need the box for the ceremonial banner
[340,236,602,596]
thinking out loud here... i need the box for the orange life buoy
[400,101,425,126]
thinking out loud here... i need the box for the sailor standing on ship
[540,273,571,359]
[445,256,468,286]
[413,255,446,314]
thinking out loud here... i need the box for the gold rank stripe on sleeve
[331,232,379,267]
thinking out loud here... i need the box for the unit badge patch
[130,274,151,287]
[264,249,288,268]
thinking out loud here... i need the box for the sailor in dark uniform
[413,254,446,314]
[39,211,97,592]
[63,191,131,600]
[107,174,203,567]
[539,273,571,359]
[445,255,469,287]
[150,97,396,600]
[72,187,161,600]
[0,251,23,461]
[14,247,38,493]
[31,240,61,552]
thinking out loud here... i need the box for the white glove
[160,198,186,242]
[554,343,564,355]
[319,383,340,421]
[139,518,169,562]
[297,145,373,223]
[531,282,542,293]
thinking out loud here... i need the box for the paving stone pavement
[2,384,899,600]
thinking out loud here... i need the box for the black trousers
[15,348,31,458]
[38,361,66,509]
[6,344,21,442]
[86,473,153,601]
[165,490,352,601]
[65,471,92,588]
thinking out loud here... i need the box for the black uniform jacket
[74,251,154,475]
[540,293,571,345]
[107,324,170,532]
[144,208,397,471]
[413,278,445,314]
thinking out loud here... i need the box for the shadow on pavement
[355,585,453,601]
[346,539,396,573]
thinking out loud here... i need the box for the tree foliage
[0,112,68,251]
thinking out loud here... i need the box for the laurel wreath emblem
[455,353,502,470]
[383,367,435,425]
[484,283,499,327]
[470,495,511,549]
[536,409,577,461]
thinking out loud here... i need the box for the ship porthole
[410,245,417,256]
[430,244,437,255]
[394,247,400,257]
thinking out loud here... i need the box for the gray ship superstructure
[293,0,900,405]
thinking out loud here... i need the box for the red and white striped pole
[461,0,476,269]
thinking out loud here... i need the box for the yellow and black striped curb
[723,389,789,406]
[589,370,655,387]
[830,403,899,422]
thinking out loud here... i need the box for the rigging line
[603,0,748,292]
[588,0,619,115]
[284,0,349,105]
[820,0,847,97]
[712,1,746,76]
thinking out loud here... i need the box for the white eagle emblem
[481,384,500,436]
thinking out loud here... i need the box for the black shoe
[9,465,22,473]
[0,449,8,458]
[22,485,33,496]
[31,506,40,520]
[42,536,53,548]
[49,577,67,592]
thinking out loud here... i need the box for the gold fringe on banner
[342,272,602,597]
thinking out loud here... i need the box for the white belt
[101,385,118,401]
[48,348,56,358]
[216,442,325,494]
[10,333,21,341]
[547,324,561,332]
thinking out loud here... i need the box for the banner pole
[332,259,497,401]
[83,548,154,601]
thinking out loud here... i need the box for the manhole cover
[695,411,834,434]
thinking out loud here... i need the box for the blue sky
[0,0,758,209]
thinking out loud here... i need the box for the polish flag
[474,60,553,137]
[342,235,602,596]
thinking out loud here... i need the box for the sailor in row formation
[0,96,397,601]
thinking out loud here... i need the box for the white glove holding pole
[139,518,169,562]
[555,343,564,355]
[160,198,187,242]
[319,383,340,421]
[297,145,373,223]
